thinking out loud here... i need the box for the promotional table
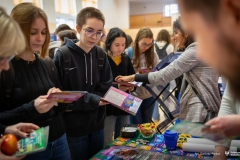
[90,133,239,160]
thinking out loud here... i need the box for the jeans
[104,115,130,146]
[130,97,155,124]
[152,102,160,121]
[67,129,104,160]
[23,134,71,160]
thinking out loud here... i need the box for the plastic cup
[163,130,178,150]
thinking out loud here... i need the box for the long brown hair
[133,27,154,69]
[10,2,50,58]
[156,29,170,44]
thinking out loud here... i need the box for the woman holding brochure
[0,3,71,160]
[103,28,135,146]
[116,18,221,123]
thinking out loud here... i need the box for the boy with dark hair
[54,7,112,160]
[176,0,240,159]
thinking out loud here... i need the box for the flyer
[47,91,88,103]
[169,121,229,142]
[112,81,143,87]
[15,126,49,156]
[103,87,142,116]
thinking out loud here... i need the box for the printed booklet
[47,91,88,103]
[15,126,49,156]
[103,87,142,116]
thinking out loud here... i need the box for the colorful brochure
[103,87,142,116]
[47,91,88,103]
[169,121,229,143]
[112,81,143,87]
[15,126,49,156]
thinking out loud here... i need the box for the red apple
[1,134,18,156]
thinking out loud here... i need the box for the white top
[124,48,159,99]
[154,41,174,55]
[216,83,240,148]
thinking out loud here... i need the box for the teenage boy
[176,0,240,159]
[54,7,112,160]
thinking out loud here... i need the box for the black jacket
[54,38,112,137]
[0,54,66,142]
[106,53,135,116]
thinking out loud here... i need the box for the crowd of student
[0,0,240,160]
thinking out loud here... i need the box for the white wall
[129,0,176,15]
[0,0,15,14]
[98,0,129,29]
[130,2,164,15]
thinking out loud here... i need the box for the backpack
[127,47,133,60]
[154,43,169,59]
[2,56,59,108]
[57,45,106,87]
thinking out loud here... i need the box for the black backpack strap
[96,46,105,72]
[2,62,15,108]
[58,45,72,75]
[154,43,168,59]
[43,57,59,87]
[162,43,169,51]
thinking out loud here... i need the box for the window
[56,18,75,29]
[164,4,178,16]
[55,0,76,15]
[13,0,42,8]
[82,0,97,8]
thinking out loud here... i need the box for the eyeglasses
[140,42,153,48]
[0,54,16,65]
[82,28,104,40]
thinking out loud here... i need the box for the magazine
[169,121,230,143]
[103,87,142,116]
[15,126,49,156]
[112,81,143,87]
[47,91,88,103]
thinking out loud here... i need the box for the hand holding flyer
[15,126,49,156]
[47,91,88,103]
[103,87,142,116]
[169,121,229,143]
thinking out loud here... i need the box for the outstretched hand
[4,123,39,138]
[202,115,240,137]
[115,75,135,83]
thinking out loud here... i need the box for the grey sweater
[135,43,221,122]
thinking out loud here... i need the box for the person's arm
[136,47,199,86]
[53,50,65,87]
[116,47,199,84]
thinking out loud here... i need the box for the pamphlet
[138,68,151,74]
[112,81,143,87]
[169,121,229,142]
[47,91,88,103]
[103,87,142,116]
[15,126,49,156]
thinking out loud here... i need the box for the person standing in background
[155,29,174,59]
[124,27,159,124]
[103,28,135,146]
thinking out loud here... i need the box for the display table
[91,133,239,160]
